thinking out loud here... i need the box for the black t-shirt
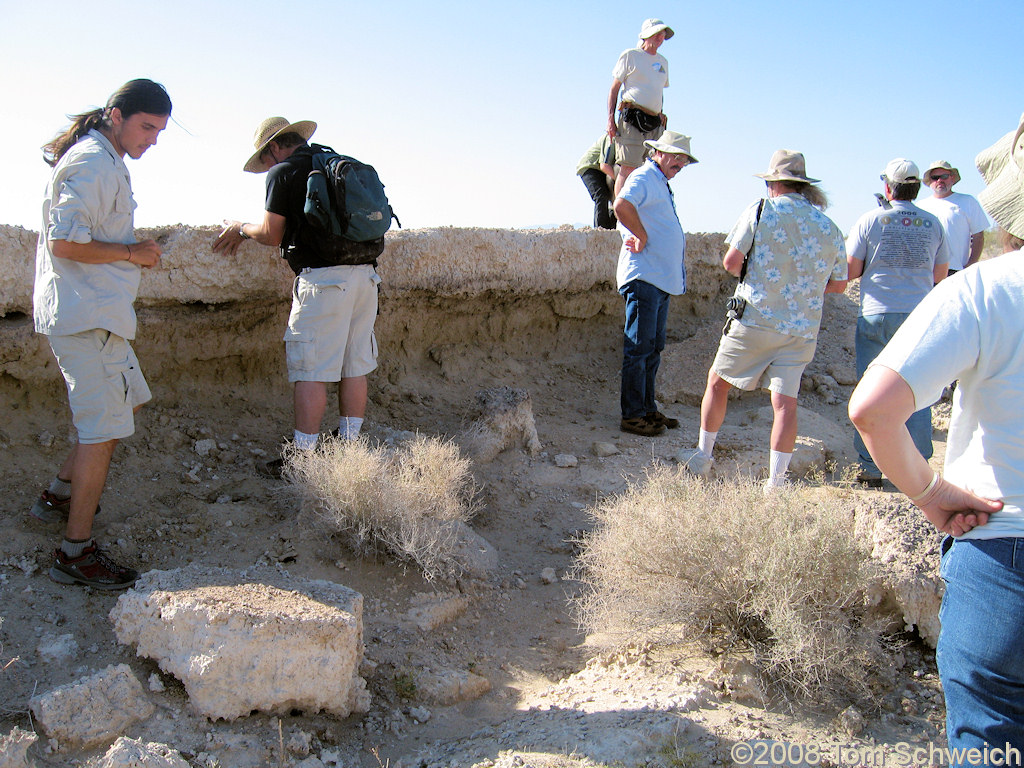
[265,145,383,274]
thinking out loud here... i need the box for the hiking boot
[856,470,883,489]
[677,448,713,477]
[647,411,680,429]
[29,491,100,524]
[49,544,138,590]
[620,416,665,436]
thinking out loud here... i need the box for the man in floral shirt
[679,150,847,491]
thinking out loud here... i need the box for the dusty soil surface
[0,226,951,768]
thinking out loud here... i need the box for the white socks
[697,430,718,457]
[338,417,363,440]
[293,430,319,451]
[767,450,792,485]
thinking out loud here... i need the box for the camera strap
[738,198,765,284]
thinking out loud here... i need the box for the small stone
[554,454,578,468]
[539,567,558,584]
[592,441,619,458]
[148,673,165,692]
[193,438,217,457]
[838,705,865,737]
[38,430,55,448]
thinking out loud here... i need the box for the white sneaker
[677,448,713,477]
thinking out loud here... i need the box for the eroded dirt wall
[0,225,732,403]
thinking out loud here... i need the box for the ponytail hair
[42,78,172,166]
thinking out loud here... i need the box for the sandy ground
[0,319,953,768]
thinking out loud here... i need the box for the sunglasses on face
[930,173,952,181]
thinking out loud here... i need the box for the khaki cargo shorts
[711,321,816,399]
[285,264,381,383]
[49,329,152,443]
[614,113,665,169]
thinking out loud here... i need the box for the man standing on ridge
[613,131,696,437]
[846,158,949,487]
[917,160,989,274]
[31,79,172,589]
[607,18,673,197]
[213,117,384,477]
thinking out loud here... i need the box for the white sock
[698,430,718,457]
[338,417,364,440]
[768,450,792,483]
[49,477,72,497]
[293,430,319,451]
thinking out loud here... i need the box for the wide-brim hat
[976,112,1024,240]
[640,18,674,40]
[754,149,819,184]
[923,160,961,186]
[643,131,697,163]
[243,116,317,173]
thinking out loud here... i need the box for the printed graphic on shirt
[875,215,935,268]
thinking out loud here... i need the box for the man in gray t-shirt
[846,158,949,486]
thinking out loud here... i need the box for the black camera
[726,295,746,319]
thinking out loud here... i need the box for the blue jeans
[619,279,670,419]
[938,537,1024,764]
[854,313,932,474]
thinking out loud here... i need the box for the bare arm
[607,80,622,139]
[212,211,287,256]
[933,261,949,284]
[848,365,1003,536]
[824,278,848,294]
[722,246,745,277]
[613,198,646,253]
[847,256,865,280]
[51,238,161,268]
[966,232,985,267]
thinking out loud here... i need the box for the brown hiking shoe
[620,416,665,436]
[50,544,138,590]
[29,490,101,524]
[646,411,680,429]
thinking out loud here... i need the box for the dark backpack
[304,144,398,242]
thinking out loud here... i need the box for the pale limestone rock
[444,521,499,579]
[96,737,191,768]
[109,566,368,720]
[405,593,469,632]
[0,727,37,768]
[855,498,944,647]
[553,454,578,468]
[29,664,153,750]
[461,387,542,463]
[592,441,619,457]
[416,668,491,705]
[540,567,558,584]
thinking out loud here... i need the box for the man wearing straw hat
[918,160,989,274]
[845,159,949,488]
[612,130,696,437]
[679,150,847,491]
[849,113,1024,764]
[213,117,383,476]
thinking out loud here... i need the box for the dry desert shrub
[574,468,889,702]
[286,435,476,580]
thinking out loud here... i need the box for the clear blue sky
[2,0,1020,237]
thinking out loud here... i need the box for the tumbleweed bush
[574,468,888,701]
[286,435,475,580]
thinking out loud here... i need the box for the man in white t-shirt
[917,160,989,273]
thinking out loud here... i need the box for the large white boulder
[109,566,369,720]
[96,737,191,768]
[29,664,153,751]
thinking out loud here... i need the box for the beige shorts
[49,329,152,443]
[711,321,816,399]
[614,113,664,169]
[285,264,381,383]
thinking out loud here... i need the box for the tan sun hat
[639,18,674,40]
[643,131,698,163]
[754,150,819,184]
[243,116,317,173]
[976,113,1024,240]
[923,160,961,186]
